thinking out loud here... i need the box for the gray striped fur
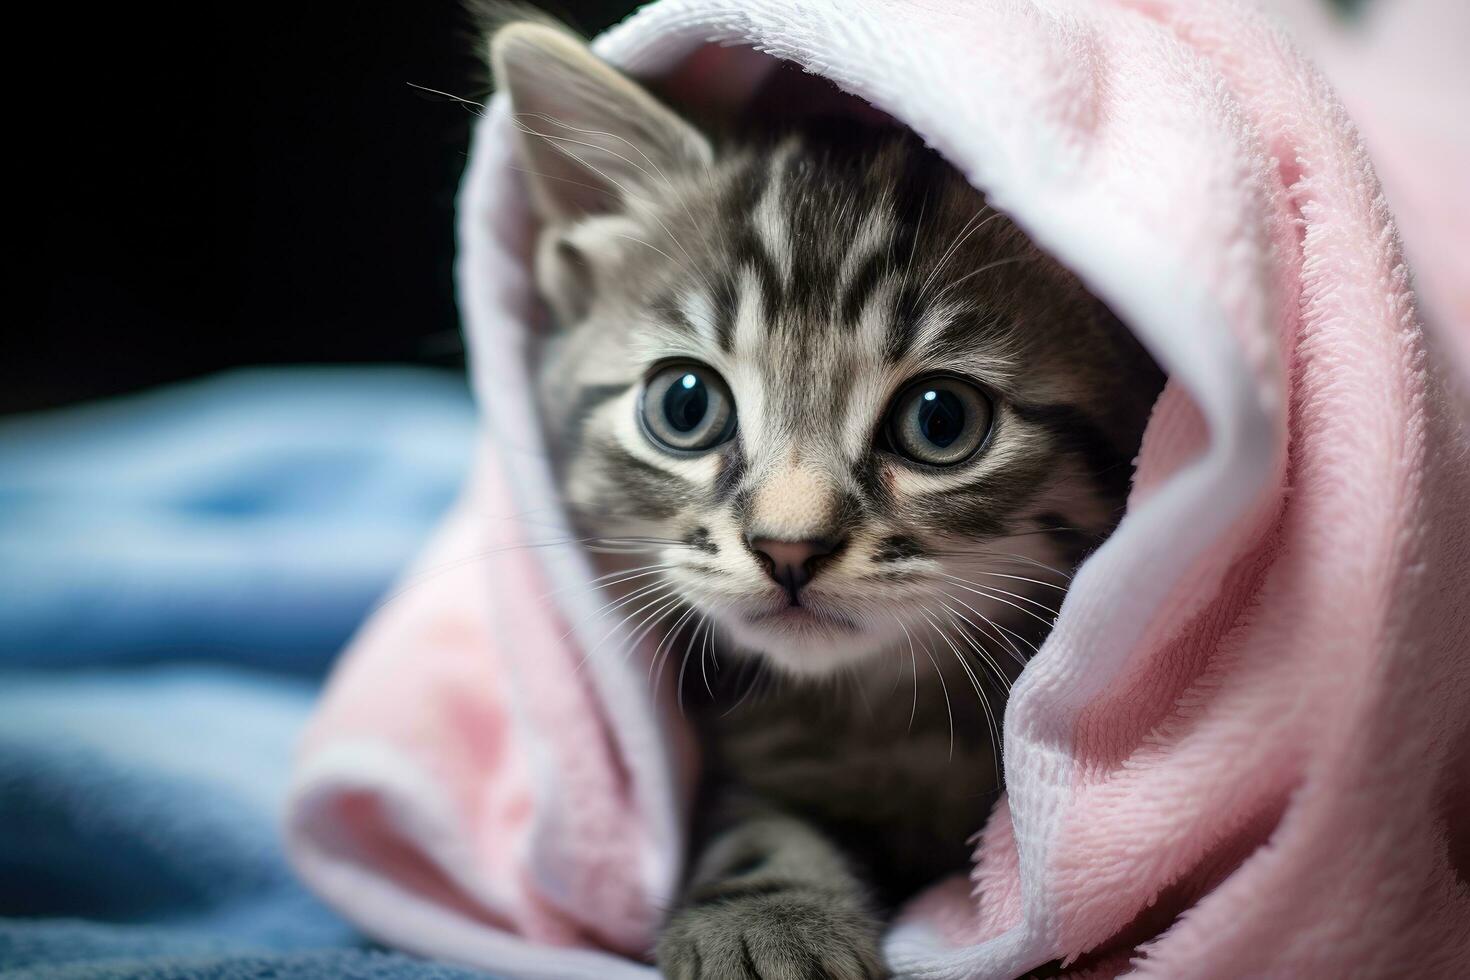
[491,22,1163,979]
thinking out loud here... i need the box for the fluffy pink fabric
[285,1,1470,976]
[1273,0,1470,378]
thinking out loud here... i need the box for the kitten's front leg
[657,804,886,980]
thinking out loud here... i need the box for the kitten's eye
[639,363,737,453]
[885,376,993,467]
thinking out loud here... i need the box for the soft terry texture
[285,1,1470,976]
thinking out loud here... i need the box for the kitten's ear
[490,23,713,224]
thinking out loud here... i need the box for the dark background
[14,1,638,416]
[16,0,1366,417]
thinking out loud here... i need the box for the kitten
[489,22,1164,980]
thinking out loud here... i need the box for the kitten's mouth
[745,603,857,633]
[722,594,899,676]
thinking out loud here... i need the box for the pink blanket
[285,1,1470,976]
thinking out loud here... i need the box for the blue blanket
[0,369,493,978]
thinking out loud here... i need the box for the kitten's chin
[719,605,897,679]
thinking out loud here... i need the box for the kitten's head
[492,24,1163,679]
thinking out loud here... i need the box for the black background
[14,1,638,416]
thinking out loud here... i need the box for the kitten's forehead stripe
[909,302,966,361]
[656,299,699,338]
[675,289,718,344]
[839,252,890,327]
[723,155,784,332]
[751,143,795,287]
[730,271,766,357]
[885,282,925,363]
[711,270,740,353]
[733,226,783,328]
[933,307,1004,358]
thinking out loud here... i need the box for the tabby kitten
[490,22,1163,980]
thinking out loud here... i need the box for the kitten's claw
[657,890,885,980]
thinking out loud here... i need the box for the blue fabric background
[0,369,493,978]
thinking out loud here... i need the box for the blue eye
[886,376,993,466]
[640,363,737,453]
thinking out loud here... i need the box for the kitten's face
[495,26,1162,678]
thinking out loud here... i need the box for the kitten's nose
[747,536,839,601]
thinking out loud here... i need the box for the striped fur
[533,121,1160,678]
[492,22,1163,979]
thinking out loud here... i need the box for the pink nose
[748,537,839,600]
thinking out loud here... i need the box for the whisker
[561,578,672,643]
[937,572,1060,618]
[906,618,954,759]
[1007,526,1089,538]
[569,593,668,678]
[902,195,930,286]
[512,110,679,191]
[406,82,486,115]
[964,569,1068,593]
[992,617,1042,657]
[675,611,710,718]
[918,210,1004,304]
[897,616,920,732]
[541,562,674,602]
[572,584,677,670]
[509,163,617,201]
[651,602,703,692]
[582,542,683,555]
[984,551,1075,581]
[939,591,1031,667]
[943,578,1059,632]
[613,232,680,266]
[511,115,670,193]
[372,535,631,611]
[946,618,1007,778]
[925,608,1003,777]
[934,254,1040,302]
[849,663,877,721]
[930,545,1074,581]
[936,597,1019,684]
[610,592,688,671]
[699,604,719,698]
[586,562,676,585]
[721,657,767,718]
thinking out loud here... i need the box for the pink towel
[285,1,1470,976]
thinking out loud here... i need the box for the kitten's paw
[657,889,885,980]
